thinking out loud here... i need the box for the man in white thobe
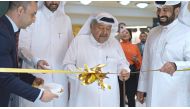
[137,1,190,106]
[18,1,73,106]
[63,12,130,107]
[178,1,190,26]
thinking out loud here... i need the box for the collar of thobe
[161,18,179,30]
[41,5,60,18]
[89,34,110,47]
[5,15,19,32]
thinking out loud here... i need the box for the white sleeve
[178,1,190,27]
[114,39,130,74]
[18,26,40,68]
[174,32,190,70]
[62,38,79,80]
[137,32,152,92]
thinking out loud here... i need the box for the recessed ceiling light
[120,1,130,5]
[80,0,92,5]
[136,2,148,8]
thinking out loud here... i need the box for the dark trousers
[118,65,139,107]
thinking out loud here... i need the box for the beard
[158,13,176,26]
[45,3,59,12]
[141,40,146,44]
[97,34,109,43]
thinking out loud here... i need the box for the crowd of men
[0,1,190,107]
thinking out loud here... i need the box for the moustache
[49,4,58,6]
[99,35,107,37]
[159,16,168,20]
[99,34,109,37]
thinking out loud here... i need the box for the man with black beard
[137,32,147,56]
[18,1,73,107]
[44,1,59,12]
[137,1,190,106]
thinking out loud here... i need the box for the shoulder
[56,13,72,22]
[181,26,190,41]
[35,10,43,19]
[146,26,161,42]
[178,21,190,33]
[149,26,161,35]
[0,22,7,35]
[63,15,72,26]
[0,18,10,38]
[64,14,71,21]
[109,37,121,46]
[172,21,190,40]
[0,16,10,31]
[71,35,89,44]
[108,38,123,51]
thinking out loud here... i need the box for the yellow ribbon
[0,64,111,90]
[0,68,79,74]
[1,66,190,90]
[1,67,189,74]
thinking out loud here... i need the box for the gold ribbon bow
[78,64,111,90]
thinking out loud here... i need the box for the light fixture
[136,2,148,8]
[80,0,92,5]
[119,1,130,5]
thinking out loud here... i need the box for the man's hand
[119,69,130,81]
[33,78,44,87]
[37,60,49,69]
[137,91,145,104]
[160,62,177,76]
[40,90,58,102]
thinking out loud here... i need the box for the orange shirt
[120,41,142,70]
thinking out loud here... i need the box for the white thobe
[138,19,190,106]
[179,1,190,26]
[18,5,73,107]
[63,34,130,107]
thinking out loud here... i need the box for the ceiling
[67,1,156,9]
[65,1,158,27]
